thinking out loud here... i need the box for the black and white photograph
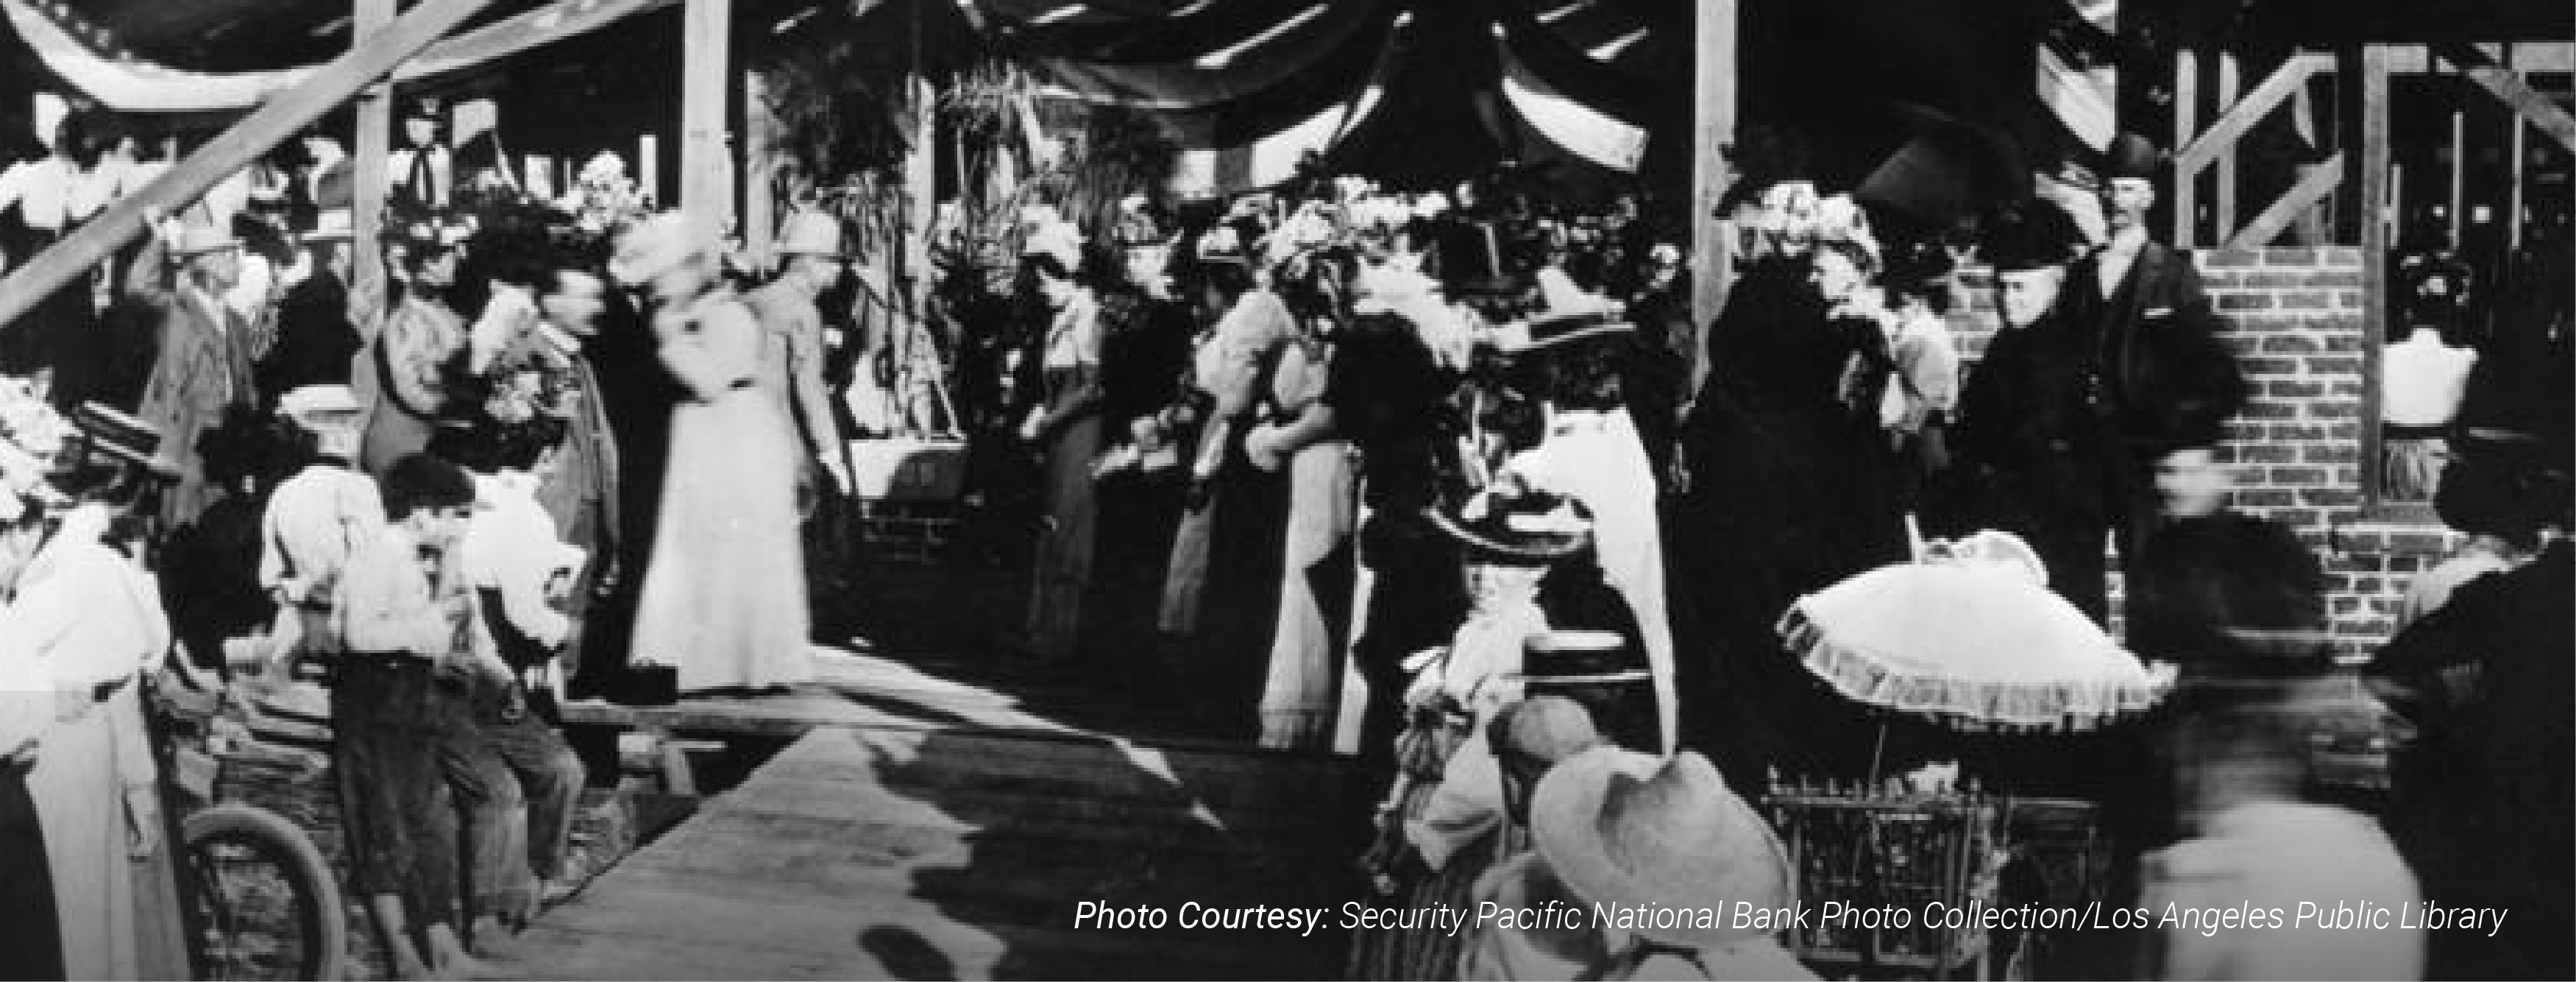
[0,0,2569,978]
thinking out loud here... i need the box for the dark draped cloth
[2369,540,2574,981]
[564,293,685,704]
[1942,311,2126,621]
[0,767,63,981]
[255,268,363,404]
[1671,255,1912,788]
[1328,315,1469,772]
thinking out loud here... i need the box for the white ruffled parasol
[1776,528,2176,733]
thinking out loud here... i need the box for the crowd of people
[1,85,2569,982]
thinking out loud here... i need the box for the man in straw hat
[258,384,380,666]
[1525,748,1817,980]
[127,216,257,530]
[745,210,858,644]
[745,210,856,500]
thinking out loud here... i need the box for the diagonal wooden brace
[2438,41,2576,153]
[0,0,500,331]
[2175,53,2330,180]
[2227,152,2344,249]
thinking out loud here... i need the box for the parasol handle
[1906,512,1928,562]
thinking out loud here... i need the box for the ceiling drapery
[4,0,672,113]
[966,0,1680,194]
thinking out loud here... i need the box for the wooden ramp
[558,647,1202,741]
[509,724,1363,980]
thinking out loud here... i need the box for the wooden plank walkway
[513,713,1364,978]
[511,727,1360,979]
[558,648,1205,742]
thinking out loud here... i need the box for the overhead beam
[2437,41,2576,152]
[2387,42,2575,74]
[0,0,501,331]
[2227,151,2344,249]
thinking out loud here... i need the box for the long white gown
[3,506,191,981]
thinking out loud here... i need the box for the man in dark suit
[2057,133,2244,561]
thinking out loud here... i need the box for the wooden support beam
[2388,42,2576,74]
[742,69,779,275]
[1672,0,1734,752]
[2227,151,2344,248]
[2358,45,2392,504]
[2217,53,2240,241]
[350,0,394,339]
[0,0,499,331]
[1688,0,1739,400]
[2437,41,2576,152]
[2175,48,2198,247]
[2176,54,2327,179]
[681,0,732,244]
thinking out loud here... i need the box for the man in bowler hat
[2055,133,2245,564]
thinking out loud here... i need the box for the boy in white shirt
[258,385,381,668]
[434,418,587,947]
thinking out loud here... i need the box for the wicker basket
[1764,791,2002,976]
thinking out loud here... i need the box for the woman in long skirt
[1248,330,1355,749]
[5,498,191,980]
[1020,247,1105,660]
[1,492,64,981]
[615,215,813,693]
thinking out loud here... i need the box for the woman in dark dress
[0,471,65,981]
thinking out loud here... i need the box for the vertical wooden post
[350,0,394,337]
[681,0,731,244]
[2508,61,2527,253]
[2174,48,2199,247]
[1687,0,1739,394]
[2216,53,2240,241]
[2358,44,2393,504]
[742,69,778,275]
[904,0,937,341]
[2447,61,2466,247]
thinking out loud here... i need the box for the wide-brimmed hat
[1488,694,1604,764]
[0,440,71,522]
[609,211,709,286]
[168,222,240,258]
[1981,199,2084,272]
[1488,306,1633,355]
[277,384,363,428]
[387,212,473,251]
[1531,748,1794,947]
[302,208,355,244]
[1021,219,1085,272]
[1430,476,1593,564]
[68,402,182,481]
[1524,629,1650,686]
[775,210,845,258]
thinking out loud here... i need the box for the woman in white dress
[614,215,813,693]
[3,436,191,980]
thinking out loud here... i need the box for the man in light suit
[127,220,258,530]
[2059,133,2245,560]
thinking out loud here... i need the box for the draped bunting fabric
[2036,0,2121,152]
[968,0,1679,196]
[3,0,675,113]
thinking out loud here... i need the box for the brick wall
[1941,247,2455,660]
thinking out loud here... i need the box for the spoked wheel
[182,803,347,981]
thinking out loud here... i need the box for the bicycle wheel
[182,802,348,982]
